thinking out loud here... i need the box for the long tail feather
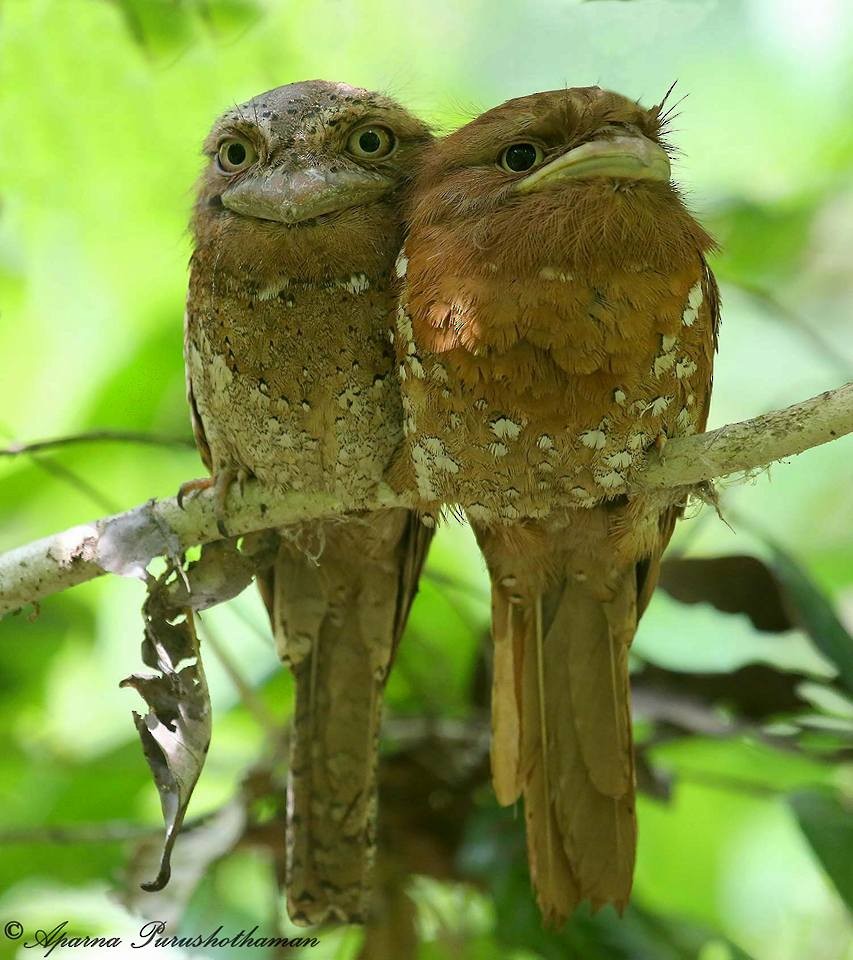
[482,519,638,924]
[528,572,636,921]
[490,588,522,804]
[261,511,431,926]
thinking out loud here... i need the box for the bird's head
[407,86,712,277]
[193,80,431,285]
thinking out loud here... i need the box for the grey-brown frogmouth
[184,80,432,926]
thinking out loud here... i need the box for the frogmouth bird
[393,86,719,922]
[184,80,433,925]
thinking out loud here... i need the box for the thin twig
[199,617,280,735]
[1,430,196,458]
[0,811,216,846]
[733,280,852,379]
[0,423,121,512]
[226,595,278,648]
[26,454,121,514]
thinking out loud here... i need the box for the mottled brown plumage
[394,86,719,922]
[185,80,432,926]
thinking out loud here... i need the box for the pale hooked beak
[515,134,671,193]
[221,166,394,224]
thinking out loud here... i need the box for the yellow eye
[217,137,257,172]
[499,142,544,173]
[346,125,396,160]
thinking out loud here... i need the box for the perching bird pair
[183,79,719,928]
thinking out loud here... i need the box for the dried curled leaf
[120,594,211,892]
[120,797,247,924]
[147,539,262,614]
[97,499,182,580]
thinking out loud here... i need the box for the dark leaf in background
[659,551,853,693]
[634,748,673,801]
[659,555,791,632]
[634,664,807,722]
[632,685,733,738]
[789,790,853,912]
[618,906,757,960]
[119,595,211,892]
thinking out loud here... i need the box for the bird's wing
[637,255,721,618]
[183,302,213,474]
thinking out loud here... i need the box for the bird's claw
[177,476,214,510]
[177,468,252,537]
[213,467,253,536]
[212,469,237,537]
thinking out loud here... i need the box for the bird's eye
[217,137,257,173]
[499,142,544,173]
[346,125,396,160]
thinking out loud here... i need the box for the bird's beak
[515,134,670,193]
[221,166,394,224]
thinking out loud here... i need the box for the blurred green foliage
[0,1,852,958]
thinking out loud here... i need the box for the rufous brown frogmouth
[393,86,719,922]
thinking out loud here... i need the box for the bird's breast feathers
[186,277,402,493]
[395,259,716,519]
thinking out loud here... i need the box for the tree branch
[637,381,852,489]
[1,382,850,618]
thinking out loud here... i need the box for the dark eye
[346,125,396,160]
[499,142,544,173]
[217,136,257,172]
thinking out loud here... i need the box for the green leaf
[463,805,756,960]
[648,737,834,795]
[109,0,261,56]
[708,198,817,288]
[199,0,262,34]
[769,544,853,695]
[789,790,853,912]
[110,0,196,55]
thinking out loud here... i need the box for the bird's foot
[177,476,214,509]
[177,467,252,537]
